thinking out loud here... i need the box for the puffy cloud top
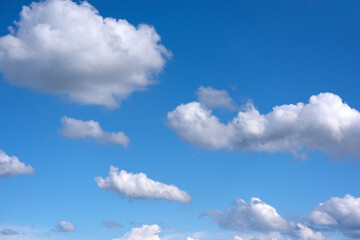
[95,166,192,202]
[0,0,170,107]
[168,92,360,159]
[0,150,34,177]
[204,197,324,240]
[114,224,161,240]
[204,197,288,232]
[60,116,129,146]
[309,194,360,238]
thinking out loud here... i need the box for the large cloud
[95,166,192,202]
[309,194,360,238]
[52,221,75,232]
[0,150,34,177]
[203,197,324,240]
[60,116,129,146]
[196,86,237,110]
[0,0,170,107]
[114,224,161,240]
[167,92,360,159]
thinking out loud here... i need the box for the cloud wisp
[0,0,170,108]
[0,150,34,177]
[95,166,192,202]
[60,116,129,147]
[168,92,360,159]
[103,220,123,228]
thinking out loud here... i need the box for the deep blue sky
[1,1,360,240]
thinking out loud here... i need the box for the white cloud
[196,86,236,110]
[287,223,324,240]
[60,116,129,147]
[168,92,360,159]
[0,150,34,177]
[203,197,324,240]
[203,197,288,232]
[52,221,75,232]
[95,166,192,202]
[233,236,244,240]
[114,224,161,240]
[309,194,360,238]
[186,237,199,240]
[0,0,170,108]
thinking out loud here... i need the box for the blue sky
[1,0,360,240]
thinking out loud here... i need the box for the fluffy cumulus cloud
[196,86,237,110]
[0,150,34,177]
[114,224,161,240]
[60,116,129,146]
[203,197,324,240]
[203,197,288,232]
[168,92,360,159]
[309,194,360,238]
[52,221,75,232]
[0,0,170,108]
[95,166,192,202]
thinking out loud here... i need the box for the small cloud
[103,220,123,228]
[113,224,161,240]
[52,221,75,232]
[0,150,34,177]
[60,116,129,147]
[95,166,192,202]
[1,228,19,235]
[197,86,237,111]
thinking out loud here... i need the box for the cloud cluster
[0,150,34,177]
[203,197,324,240]
[95,166,192,202]
[114,224,161,240]
[309,194,360,238]
[196,86,237,110]
[52,221,75,232]
[0,0,170,107]
[168,92,360,159]
[60,116,129,147]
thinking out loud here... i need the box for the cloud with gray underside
[0,0,170,108]
[168,91,360,159]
